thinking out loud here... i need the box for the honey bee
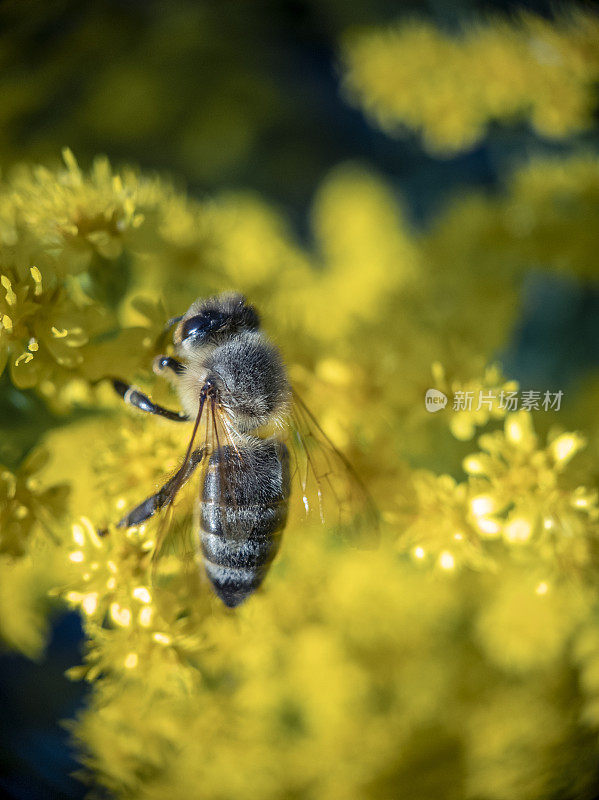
[105,292,377,607]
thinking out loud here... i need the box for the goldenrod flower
[342,11,599,154]
[2,145,599,798]
[0,446,68,557]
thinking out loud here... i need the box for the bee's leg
[154,356,185,376]
[153,355,185,388]
[102,446,205,532]
[110,378,189,422]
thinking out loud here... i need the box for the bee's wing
[285,388,379,548]
[152,392,251,574]
[150,486,198,586]
[203,394,269,547]
[150,395,210,575]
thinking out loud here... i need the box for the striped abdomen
[200,438,290,607]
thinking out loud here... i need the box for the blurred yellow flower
[342,11,599,154]
[2,139,599,798]
[0,446,68,557]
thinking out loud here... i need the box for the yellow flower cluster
[61,516,210,687]
[24,370,595,800]
[3,149,594,459]
[2,144,599,797]
[399,409,598,578]
[432,362,518,441]
[342,11,599,153]
[503,155,599,279]
[54,411,596,799]
[422,152,599,292]
[0,446,68,557]
[1,1,599,791]
[0,150,215,408]
[0,446,68,656]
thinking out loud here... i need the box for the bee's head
[173,293,260,354]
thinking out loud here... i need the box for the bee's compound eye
[243,305,260,330]
[180,311,229,344]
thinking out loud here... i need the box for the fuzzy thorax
[178,330,290,433]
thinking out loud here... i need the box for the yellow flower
[0,150,216,406]
[342,11,599,154]
[0,446,68,557]
[397,409,597,578]
[2,146,599,798]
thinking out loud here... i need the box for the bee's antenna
[165,315,182,332]
[153,313,183,350]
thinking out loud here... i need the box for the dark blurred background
[1,1,598,797]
